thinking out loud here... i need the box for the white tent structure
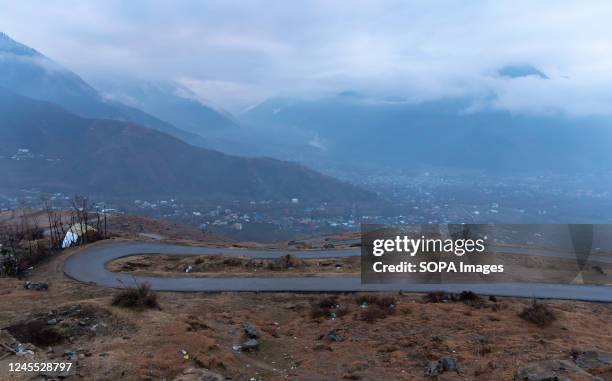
[62,223,97,249]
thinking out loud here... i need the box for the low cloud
[1,0,612,114]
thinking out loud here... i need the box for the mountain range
[241,93,612,174]
[2,30,611,205]
[0,32,209,146]
[0,33,373,203]
[0,88,372,202]
[92,79,238,135]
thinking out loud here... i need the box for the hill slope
[0,88,373,203]
[0,32,206,147]
[94,79,238,135]
[242,93,612,173]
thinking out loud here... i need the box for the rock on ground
[241,338,259,351]
[173,367,225,381]
[576,351,612,373]
[515,359,602,381]
[425,356,457,377]
[243,322,259,339]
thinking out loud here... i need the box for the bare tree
[43,198,67,251]
[0,218,46,277]
[69,195,108,245]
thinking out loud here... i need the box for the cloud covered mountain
[0,32,207,147]
[92,78,239,136]
[242,92,612,174]
[0,87,373,203]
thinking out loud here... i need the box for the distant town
[2,169,611,241]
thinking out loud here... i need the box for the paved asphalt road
[63,241,612,302]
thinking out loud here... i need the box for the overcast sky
[1,0,612,114]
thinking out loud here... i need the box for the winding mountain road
[64,240,612,302]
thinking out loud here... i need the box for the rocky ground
[105,251,611,285]
[106,254,360,278]
[0,243,611,380]
[0,216,611,381]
